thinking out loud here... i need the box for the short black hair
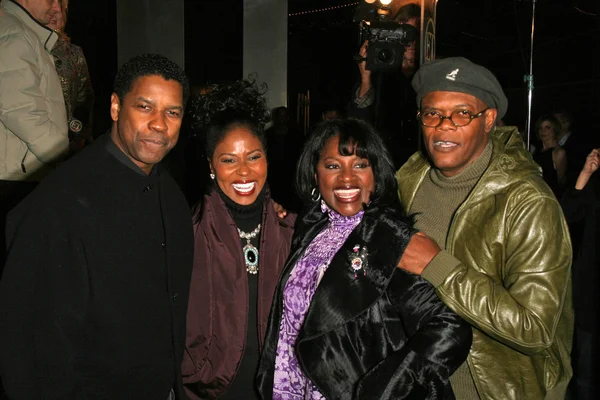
[113,54,190,106]
[553,109,573,125]
[189,78,270,159]
[296,119,400,208]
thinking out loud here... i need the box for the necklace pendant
[243,242,259,274]
[238,224,261,274]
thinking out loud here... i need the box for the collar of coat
[396,126,542,213]
[3,0,58,52]
[284,202,415,341]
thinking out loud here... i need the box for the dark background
[64,0,599,139]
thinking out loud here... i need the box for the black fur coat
[256,202,472,399]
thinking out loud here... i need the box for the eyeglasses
[417,108,490,128]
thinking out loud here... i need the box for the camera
[354,1,419,72]
[360,20,417,71]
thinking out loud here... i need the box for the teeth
[334,189,360,198]
[232,182,255,193]
[434,141,457,148]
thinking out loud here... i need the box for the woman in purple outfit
[256,119,471,399]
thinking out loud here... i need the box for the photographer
[348,3,420,168]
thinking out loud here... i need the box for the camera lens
[377,49,393,63]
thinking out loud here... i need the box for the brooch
[349,244,368,278]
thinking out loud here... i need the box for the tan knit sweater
[409,140,493,399]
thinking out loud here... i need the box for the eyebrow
[321,154,367,161]
[134,96,184,111]
[217,148,264,157]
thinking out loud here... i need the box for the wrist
[575,172,592,190]
[358,82,371,98]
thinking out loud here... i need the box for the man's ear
[110,93,121,122]
[485,108,498,133]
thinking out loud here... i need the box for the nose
[150,112,168,132]
[51,0,61,13]
[340,166,354,182]
[437,115,457,131]
[236,160,250,176]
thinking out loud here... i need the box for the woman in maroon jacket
[182,79,296,400]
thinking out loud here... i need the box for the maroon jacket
[182,188,295,399]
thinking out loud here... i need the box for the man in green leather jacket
[397,57,573,399]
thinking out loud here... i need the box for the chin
[333,204,363,217]
[232,194,260,206]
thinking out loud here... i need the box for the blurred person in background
[348,3,422,169]
[533,114,567,198]
[561,148,600,400]
[0,0,68,266]
[47,0,95,155]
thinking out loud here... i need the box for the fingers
[587,149,600,164]
[583,150,600,174]
[359,40,368,56]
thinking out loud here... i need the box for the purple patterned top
[273,201,364,400]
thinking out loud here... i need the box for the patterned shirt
[273,201,364,399]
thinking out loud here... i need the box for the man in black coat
[0,54,194,400]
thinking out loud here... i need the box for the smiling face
[22,0,61,25]
[316,135,375,216]
[110,75,184,174]
[210,127,268,206]
[47,1,65,31]
[420,91,497,177]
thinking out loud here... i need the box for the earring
[310,187,321,202]
[210,173,215,180]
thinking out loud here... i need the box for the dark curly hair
[189,78,270,159]
[113,54,190,106]
[296,119,401,209]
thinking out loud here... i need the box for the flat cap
[412,57,508,119]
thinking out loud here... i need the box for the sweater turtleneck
[214,181,265,234]
[411,139,493,249]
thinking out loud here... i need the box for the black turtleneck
[216,181,265,247]
[214,182,264,400]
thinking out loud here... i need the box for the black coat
[0,134,194,400]
[256,202,472,399]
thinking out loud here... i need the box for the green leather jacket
[396,126,573,399]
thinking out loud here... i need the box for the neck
[542,139,558,150]
[215,182,266,221]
